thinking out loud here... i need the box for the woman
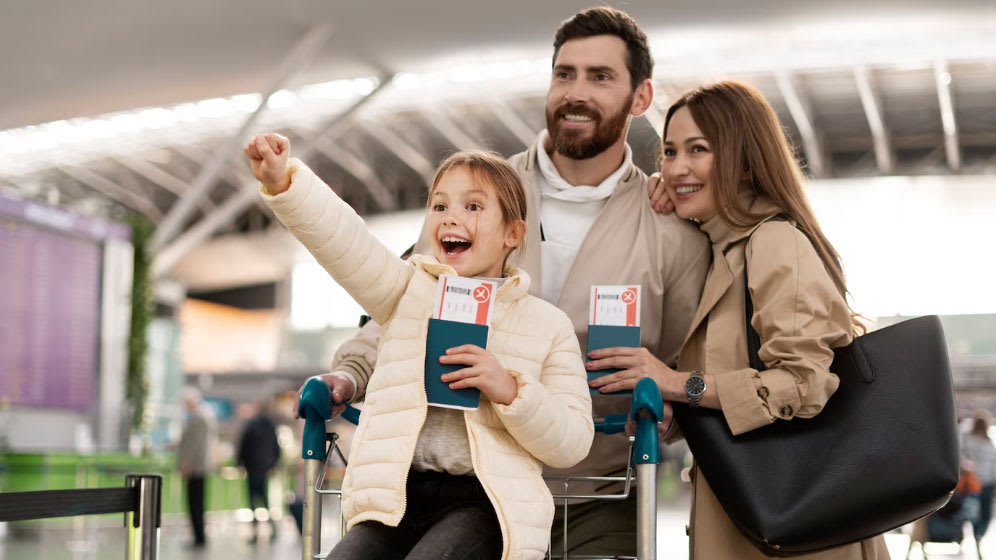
[962,411,996,544]
[586,81,890,558]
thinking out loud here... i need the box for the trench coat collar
[681,194,783,345]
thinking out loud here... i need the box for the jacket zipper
[397,318,432,525]
[466,293,510,559]
[466,417,511,560]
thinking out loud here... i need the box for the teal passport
[425,318,488,410]
[586,324,641,396]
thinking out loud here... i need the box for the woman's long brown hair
[664,81,854,314]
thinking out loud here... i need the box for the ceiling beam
[115,156,216,211]
[933,60,961,172]
[152,74,395,278]
[911,146,945,174]
[843,151,877,176]
[852,66,894,175]
[362,122,436,184]
[151,24,332,251]
[775,70,825,177]
[313,136,398,211]
[490,101,537,148]
[424,109,484,151]
[293,74,396,164]
[56,165,163,219]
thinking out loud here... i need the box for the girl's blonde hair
[428,151,528,225]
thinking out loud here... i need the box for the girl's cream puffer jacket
[262,160,594,560]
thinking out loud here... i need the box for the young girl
[246,133,594,560]
[590,81,891,559]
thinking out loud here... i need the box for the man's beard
[546,93,633,160]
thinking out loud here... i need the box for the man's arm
[328,319,382,402]
[657,235,711,364]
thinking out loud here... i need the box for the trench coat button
[756,386,770,399]
[779,405,793,418]
[685,525,690,536]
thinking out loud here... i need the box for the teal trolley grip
[630,376,663,560]
[594,413,629,434]
[299,377,333,460]
[631,377,664,465]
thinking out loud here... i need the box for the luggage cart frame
[298,377,664,560]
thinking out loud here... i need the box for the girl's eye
[431,204,446,212]
[662,148,676,157]
[692,144,710,153]
[467,203,482,211]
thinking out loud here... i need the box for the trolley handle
[299,377,333,460]
[341,403,361,425]
[594,413,629,434]
[630,377,664,465]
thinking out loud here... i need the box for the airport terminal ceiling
[2,0,996,288]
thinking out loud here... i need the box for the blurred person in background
[610,80,891,558]
[177,386,216,549]
[962,410,996,546]
[296,6,710,557]
[237,397,282,544]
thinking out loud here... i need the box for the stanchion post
[125,474,162,560]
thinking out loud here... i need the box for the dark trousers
[327,470,501,560]
[550,492,636,557]
[247,472,276,536]
[247,472,269,511]
[247,471,278,539]
[186,476,206,545]
[976,483,995,540]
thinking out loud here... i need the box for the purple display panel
[0,215,102,411]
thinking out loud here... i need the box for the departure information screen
[0,195,128,411]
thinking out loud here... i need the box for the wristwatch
[684,370,706,407]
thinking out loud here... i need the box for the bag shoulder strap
[743,215,791,371]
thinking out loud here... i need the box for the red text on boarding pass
[433,274,496,326]
[589,285,640,327]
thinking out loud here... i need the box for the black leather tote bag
[673,231,960,556]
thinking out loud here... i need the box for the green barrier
[0,452,254,518]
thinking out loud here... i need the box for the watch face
[685,375,706,396]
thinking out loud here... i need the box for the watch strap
[686,370,705,407]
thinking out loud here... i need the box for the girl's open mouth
[441,236,472,255]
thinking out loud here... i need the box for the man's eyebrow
[584,65,618,76]
[553,63,576,72]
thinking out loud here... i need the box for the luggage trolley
[297,376,665,560]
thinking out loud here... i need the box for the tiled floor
[0,498,974,559]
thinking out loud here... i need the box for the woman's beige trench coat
[674,201,891,560]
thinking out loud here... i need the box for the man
[307,7,710,556]
[237,398,282,544]
[177,387,215,549]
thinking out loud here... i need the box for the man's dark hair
[552,6,654,90]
